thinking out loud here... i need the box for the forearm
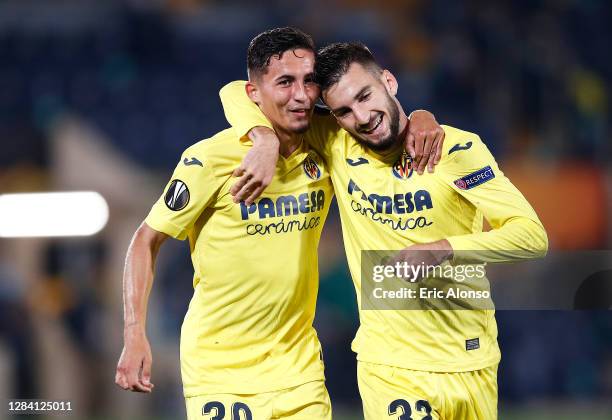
[447,217,549,264]
[122,225,162,333]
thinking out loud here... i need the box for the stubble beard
[360,93,400,152]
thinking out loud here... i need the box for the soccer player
[220,43,548,419]
[114,28,441,420]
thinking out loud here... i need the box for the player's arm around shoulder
[219,80,341,153]
[219,80,274,138]
[219,80,280,204]
[219,80,338,204]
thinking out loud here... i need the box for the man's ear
[246,81,260,104]
[381,69,398,96]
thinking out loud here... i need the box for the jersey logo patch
[165,179,190,211]
[449,141,472,155]
[303,156,321,180]
[392,152,414,180]
[466,338,480,351]
[454,166,495,190]
[183,157,203,167]
[346,157,369,166]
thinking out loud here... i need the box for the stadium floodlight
[0,191,109,237]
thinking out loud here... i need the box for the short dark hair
[247,27,315,78]
[315,42,382,91]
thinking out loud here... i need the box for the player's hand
[231,127,280,205]
[390,240,453,282]
[115,327,154,393]
[406,110,445,175]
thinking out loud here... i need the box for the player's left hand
[115,328,154,393]
[406,110,445,175]
[231,127,280,205]
[390,239,453,282]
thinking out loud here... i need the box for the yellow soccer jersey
[145,127,333,396]
[220,81,548,372]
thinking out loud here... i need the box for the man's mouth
[360,113,383,135]
[289,108,309,117]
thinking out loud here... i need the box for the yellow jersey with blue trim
[219,81,547,373]
[145,127,333,395]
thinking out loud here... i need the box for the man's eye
[278,80,291,86]
[359,93,371,102]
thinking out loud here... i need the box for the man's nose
[354,106,370,126]
[292,82,308,102]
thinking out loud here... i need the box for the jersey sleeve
[218,80,341,158]
[440,131,548,263]
[145,147,224,240]
[219,81,274,139]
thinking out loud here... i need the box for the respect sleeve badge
[454,166,495,190]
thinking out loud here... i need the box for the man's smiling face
[323,62,401,151]
[249,48,319,137]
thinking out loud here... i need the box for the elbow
[527,219,549,259]
[535,227,549,258]
[134,222,152,242]
[133,222,167,255]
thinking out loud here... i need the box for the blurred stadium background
[0,0,610,419]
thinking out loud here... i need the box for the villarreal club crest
[303,155,321,180]
[392,152,414,180]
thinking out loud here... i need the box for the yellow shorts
[358,361,498,420]
[184,380,331,420]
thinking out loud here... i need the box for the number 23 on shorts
[388,398,433,420]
